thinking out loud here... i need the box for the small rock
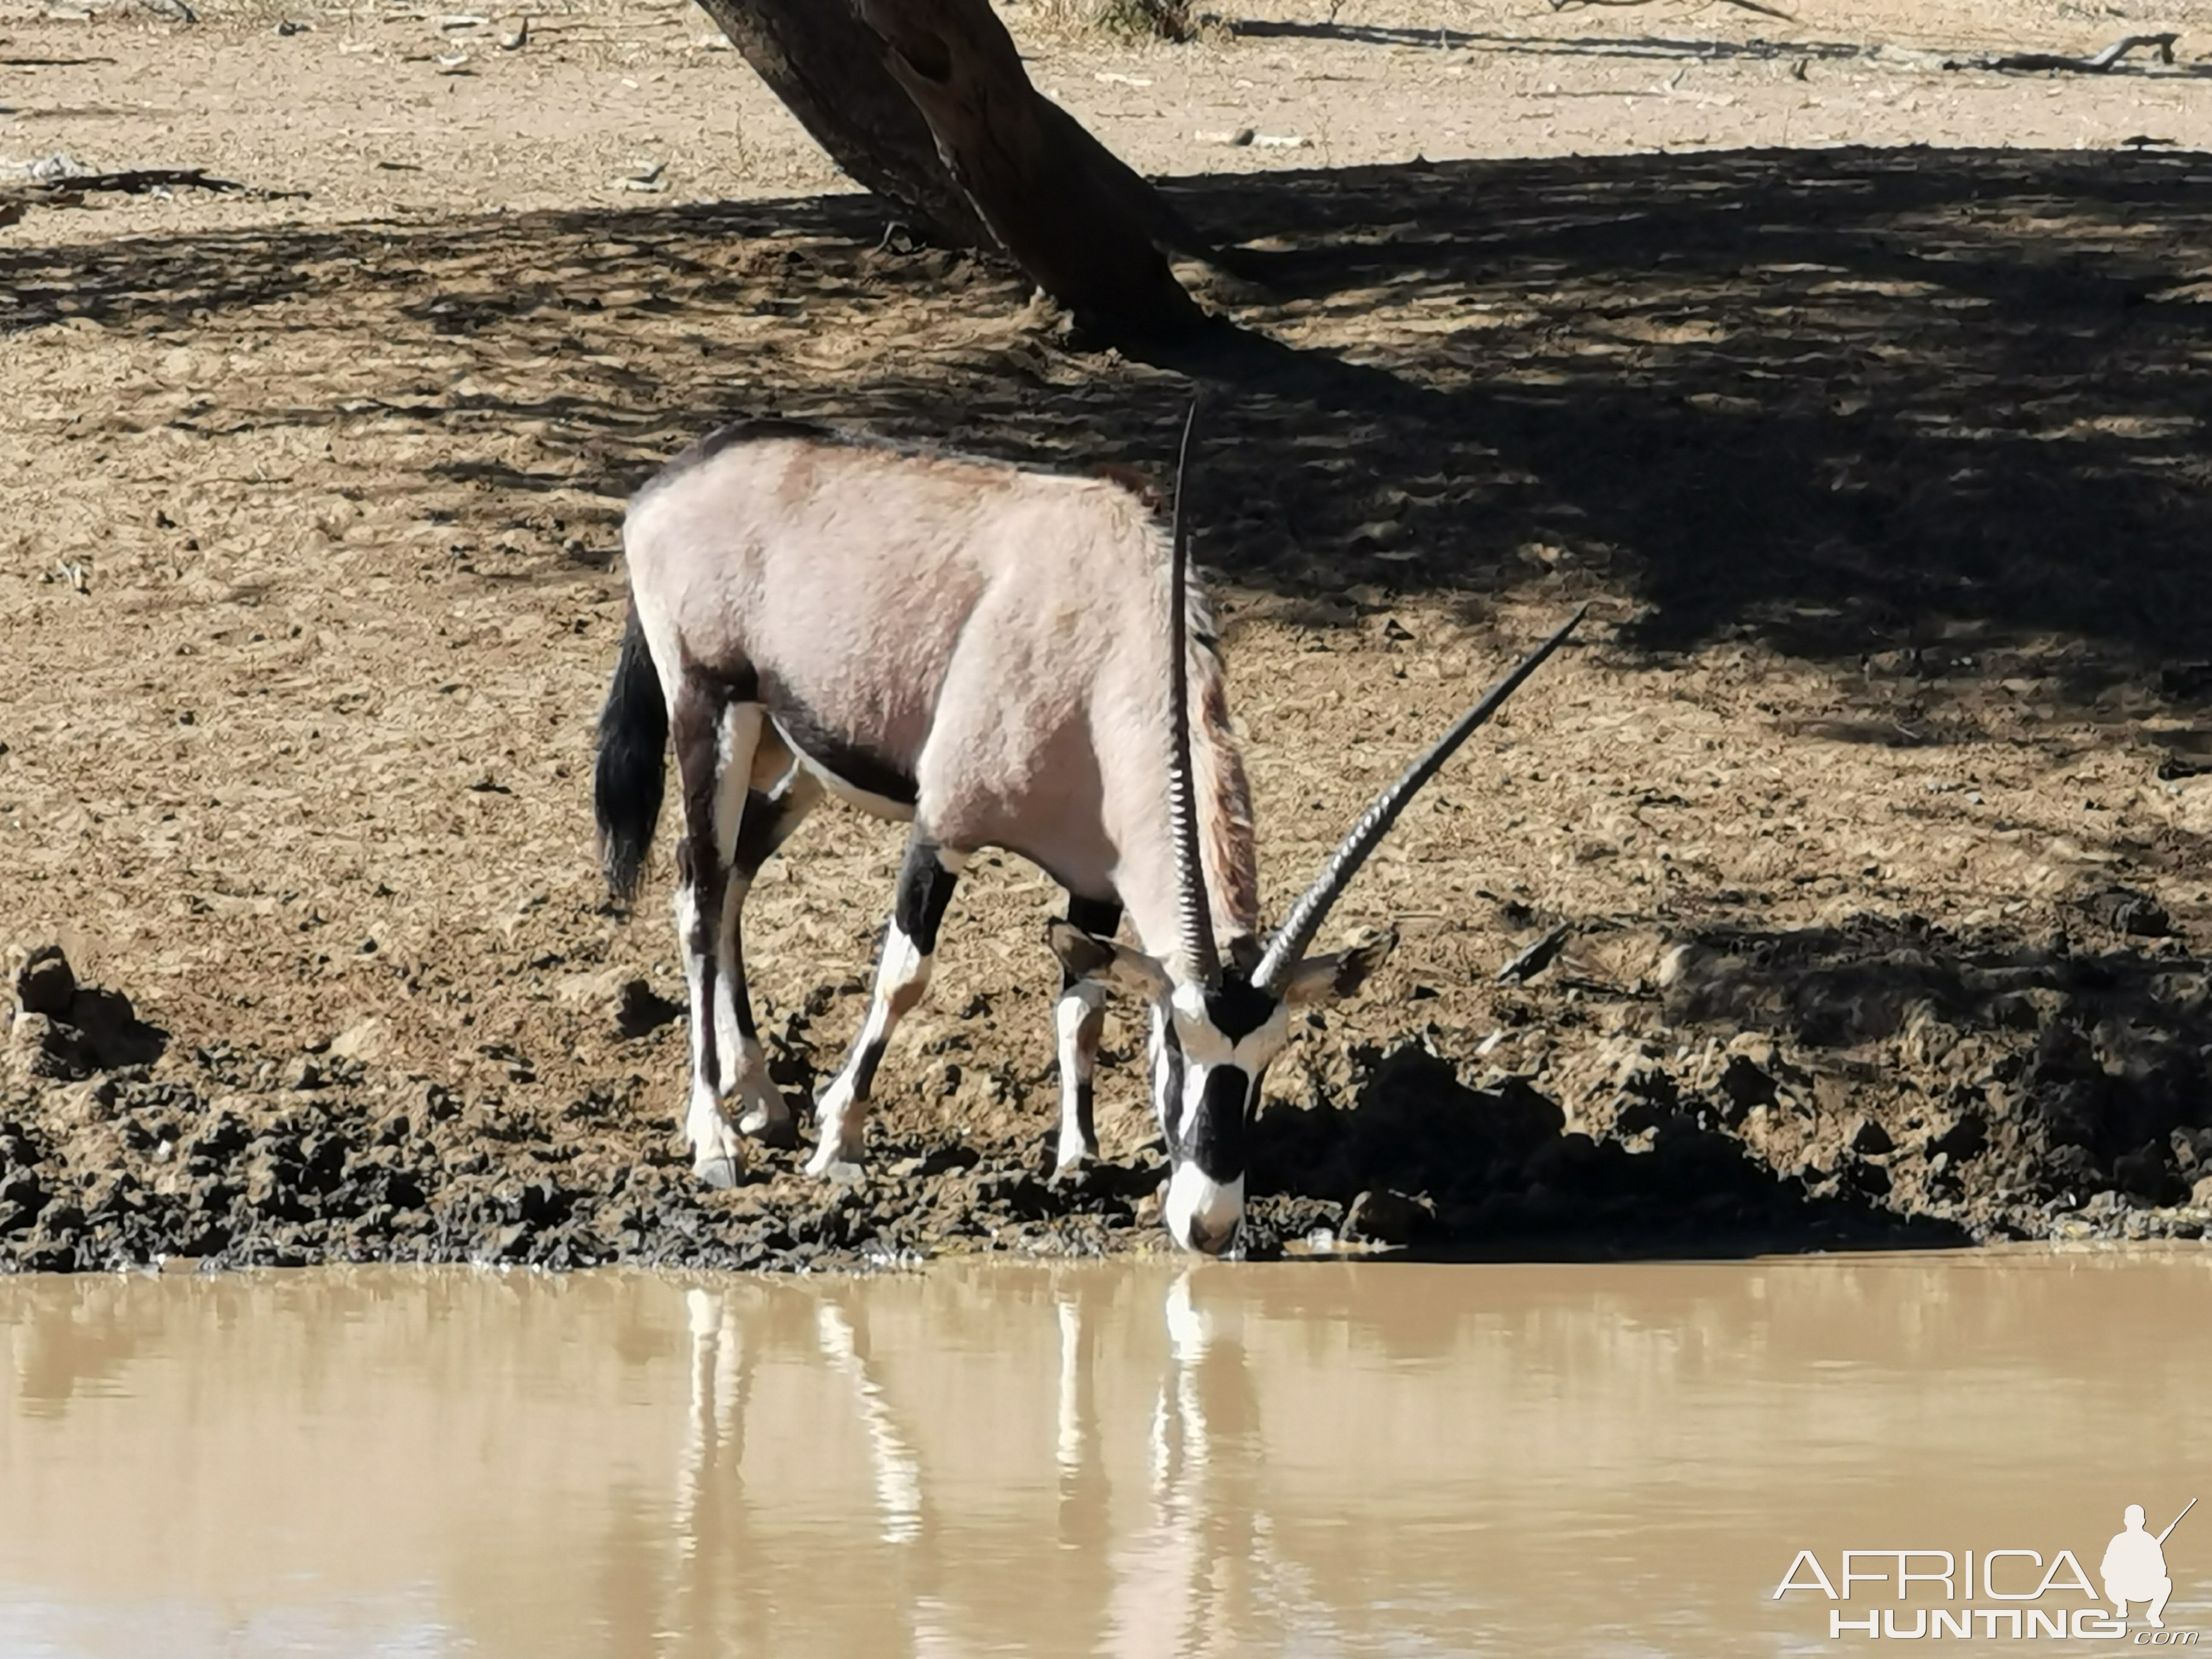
[2190,1173,2212,1211]
[2083,886,2171,938]
[1849,1118,1894,1157]
[1926,1111,1988,1162]
[329,1017,389,1063]
[283,1054,324,1091]
[496,14,526,49]
[8,1011,88,1081]
[25,153,90,184]
[2114,1144,2176,1202]
[16,944,76,1017]
[616,977,682,1039]
[2174,1128,2202,1173]
[1342,1188,1428,1246]
[1718,1053,1777,1113]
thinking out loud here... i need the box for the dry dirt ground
[6,0,2212,1270]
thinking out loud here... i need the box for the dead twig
[1496,924,1571,985]
[1962,30,2177,73]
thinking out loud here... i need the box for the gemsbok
[594,409,1581,1253]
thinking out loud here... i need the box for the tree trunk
[857,0,1207,336]
[689,0,991,249]
[697,0,1215,338]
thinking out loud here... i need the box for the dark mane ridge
[637,417,1171,514]
[637,414,843,499]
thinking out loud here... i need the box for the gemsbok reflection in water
[672,1269,1365,1658]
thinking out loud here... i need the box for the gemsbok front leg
[805,834,967,1176]
[1054,894,1122,1173]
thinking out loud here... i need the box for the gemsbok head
[595,406,1580,1253]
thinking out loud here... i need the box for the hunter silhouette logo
[1774,1497,2200,1640]
[2105,1500,2194,1630]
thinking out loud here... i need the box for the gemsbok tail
[594,604,668,905]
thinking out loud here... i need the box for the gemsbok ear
[1047,920,1173,1002]
[1279,928,1398,1007]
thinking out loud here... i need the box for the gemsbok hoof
[738,1100,800,1148]
[693,1153,742,1190]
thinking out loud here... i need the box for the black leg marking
[728,925,759,1045]
[849,1035,889,1103]
[672,674,732,1096]
[731,788,789,880]
[894,838,963,955]
[1061,896,1122,988]
[1056,893,1118,1170]
[849,839,960,1096]
[810,835,962,1175]
[1067,1076,1098,1167]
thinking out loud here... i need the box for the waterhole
[2,1251,2207,1655]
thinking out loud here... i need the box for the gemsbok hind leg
[714,762,825,1145]
[671,672,765,1187]
[805,833,966,1177]
[1053,894,1121,1173]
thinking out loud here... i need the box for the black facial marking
[894,838,960,954]
[766,692,918,807]
[1155,1027,1187,1153]
[1205,974,1278,1042]
[1184,1064,1251,1183]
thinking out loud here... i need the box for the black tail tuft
[594,605,668,906]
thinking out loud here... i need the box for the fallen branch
[1962,30,2177,72]
[0,167,275,211]
[1551,0,1797,17]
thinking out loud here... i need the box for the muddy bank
[7,919,2208,1273]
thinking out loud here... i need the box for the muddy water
[2,1253,2207,1658]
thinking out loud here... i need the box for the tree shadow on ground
[1244,1041,1972,1259]
[1657,910,2212,1202]
[7,145,2211,729]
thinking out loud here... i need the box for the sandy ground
[4,0,2212,1269]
